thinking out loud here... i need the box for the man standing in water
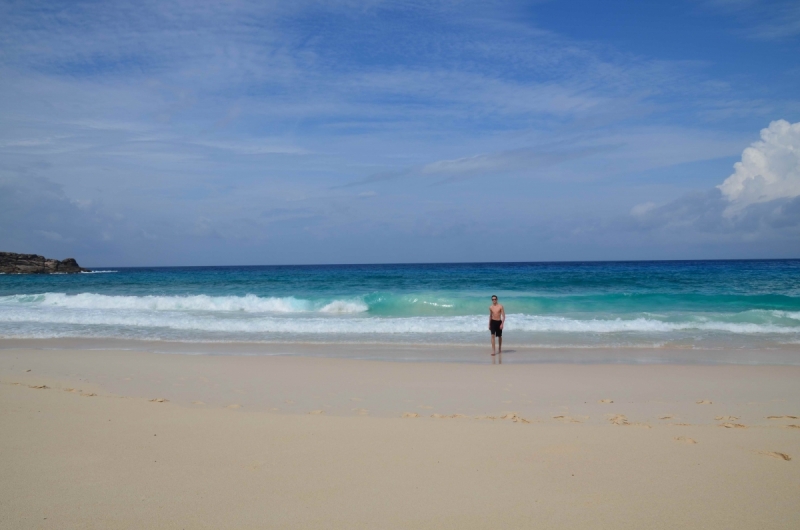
[489,295,505,357]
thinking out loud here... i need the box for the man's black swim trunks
[490,319,503,337]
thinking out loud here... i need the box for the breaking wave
[0,304,798,337]
[0,292,368,314]
[1,291,799,345]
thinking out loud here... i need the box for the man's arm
[500,306,506,328]
[489,309,492,330]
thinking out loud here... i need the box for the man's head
[491,295,498,305]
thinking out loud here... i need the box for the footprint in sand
[431,413,447,419]
[402,412,419,418]
[553,415,583,423]
[308,410,324,415]
[674,436,697,444]
[80,392,97,397]
[719,422,746,429]
[227,404,241,409]
[598,399,614,404]
[475,415,498,420]
[29,385,49,389]
[659,415,674,420]
[149,398,168,403]
[607,414,629,425]
[715,416,739,421]
[759,451,792,461]
[352,408,369,416]
[25,369,31,372]
[192,401,205,405]
[767,415,798,420]
[501,413,531,423]
[696,400,713,405]
[64,388,76,392]
[786,425,800,429]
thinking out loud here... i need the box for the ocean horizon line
[76,257,800,270]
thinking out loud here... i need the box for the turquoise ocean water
[2,260,800,361]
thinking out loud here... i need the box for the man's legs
[490,333,496,355]
[498,335,502,353]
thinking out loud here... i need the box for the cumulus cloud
[718,119,800,215]
[625,120,800,249]
[631,189,799,237]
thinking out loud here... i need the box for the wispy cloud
[339,143,614,187]
[701,0,800,39]
[0,0,797,263]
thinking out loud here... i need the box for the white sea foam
[1,293,798,339]
[81,270,118,274]
[0,293,368,314]
[0,308,797,335]
[319,300,370,313]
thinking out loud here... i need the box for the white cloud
[419,145,608,178]
[620,120,800,251]
[702,0,800,39]
[1,1,797,263]
[191,140,311,156]
[630,202,656,217]
[718,119,800,215]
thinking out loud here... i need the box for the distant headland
[0,252,90,274]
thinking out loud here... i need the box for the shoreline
[2,337,800,365]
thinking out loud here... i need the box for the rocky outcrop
[0,252,90,274]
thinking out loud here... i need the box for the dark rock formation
[0,252,90,274]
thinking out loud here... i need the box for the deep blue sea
[2,260,800,358]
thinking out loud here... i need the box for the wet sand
[1,346,799,529]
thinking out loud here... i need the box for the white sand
[1,346,799,529]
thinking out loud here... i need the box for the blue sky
[1,0,799,266]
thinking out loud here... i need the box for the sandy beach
[1,344,798,529]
